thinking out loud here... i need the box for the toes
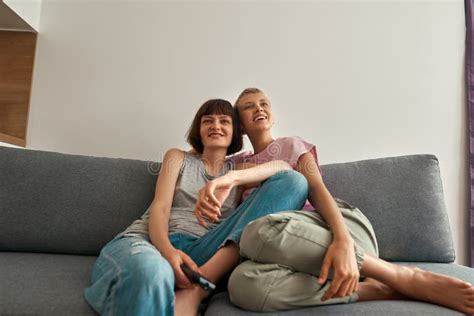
[462,287,474,296]
[466,289,474,301]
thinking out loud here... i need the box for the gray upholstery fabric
[0,147,465,315]
[206,294,463,316]
[204,263,474,316]
[321,154,454,262]
[0,252,97,316]
[0,146,160,255]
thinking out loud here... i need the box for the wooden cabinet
[0,2,37,147]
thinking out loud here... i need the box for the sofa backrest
[0,146,159,255]
[0,147,455,262]
[321,154,454,263]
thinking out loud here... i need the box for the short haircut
[234,87,264,109]
[186,99,243,155]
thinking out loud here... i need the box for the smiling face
[236,92,274,135]
[187,99,242,155]
[199,114,234,151]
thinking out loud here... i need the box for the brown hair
[186,99,243,155]
[234,87,264,109]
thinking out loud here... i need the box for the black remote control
[181,264,216,291]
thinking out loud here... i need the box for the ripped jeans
[83,170,308,316]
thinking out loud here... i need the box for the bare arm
[296,152,359,300]
[148,148,200,288]
[232,160,292,188]
[148,148,183,252]
[194,160,292,226]
[296,152,352,241]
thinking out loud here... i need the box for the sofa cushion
[0,146,160,255]
[204,263,474,316]
[321,154,454,262]
[0,147,454,263]
[0,252,97,315]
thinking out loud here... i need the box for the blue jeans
[84,170,308,316]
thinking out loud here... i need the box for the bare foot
[356,277,407,301]
[174,286,208,316]
[393,266,474,315]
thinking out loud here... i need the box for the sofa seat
[0,252,97,316]
[2,147,473,315]
[204,262,474,316]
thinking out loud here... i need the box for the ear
[240,125,247,136]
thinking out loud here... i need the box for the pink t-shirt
[228,136,320,211]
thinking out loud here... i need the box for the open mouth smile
[253,115,268,122]
[208,133,224,137]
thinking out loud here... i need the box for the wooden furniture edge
[0,132,26,147]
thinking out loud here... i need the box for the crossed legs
[228,207,474,314]
[175,170,309,315]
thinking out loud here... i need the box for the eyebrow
[202,115,231,119]
[243,99,268,105]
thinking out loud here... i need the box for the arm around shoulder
[231,160,292,188]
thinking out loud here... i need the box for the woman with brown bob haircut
[187,98,242,156]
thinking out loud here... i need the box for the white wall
[28,1,469,265]
[4,0,42,31]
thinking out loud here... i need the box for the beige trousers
[228,198,379,312]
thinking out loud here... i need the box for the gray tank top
[116,151,240,239]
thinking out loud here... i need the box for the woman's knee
[228,261,279,312]
[276,170,308,191]
[127,254,174,291]
[240,212,332,274]
[85,246,175,315]
[266,170,308,205]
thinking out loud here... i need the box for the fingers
[322,274,359,301]
[194,196,220,227]
[322,275,343,301]
[194,207,208,228]
[204,182,221,208]
[198,193,221,216]
[336,277,352,298]
[343,279,356,297]
[172,262,192,289]
[343,270,359,297]
[196,188,221,221]
[196,204,219,223]
[181,252,201,274]
[346,276,358,297]
[172,252,202,289]
[175,270,191,288]
[318,258,331,285]
[350,278,359,296]
[200,183,221,210]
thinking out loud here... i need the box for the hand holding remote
[181,264,216,291]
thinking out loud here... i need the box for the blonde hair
[234,87,264,108]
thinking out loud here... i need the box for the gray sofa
[1,145,473,316]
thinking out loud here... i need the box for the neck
[247,131,274,154]
[201,148,227,176]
